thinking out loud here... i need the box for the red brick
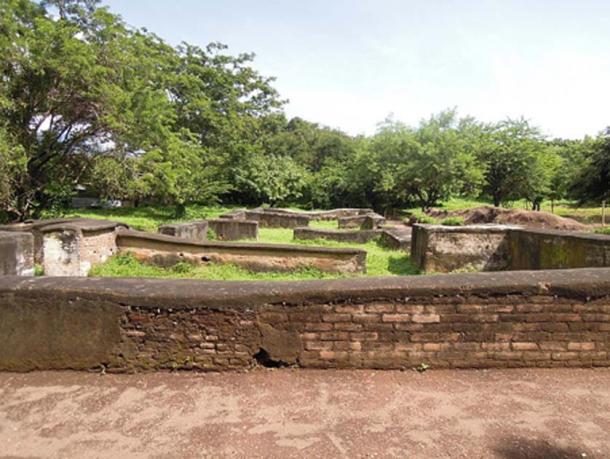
[320,331,349,341]
[350,332,378,341]
[412,314,440,323]
[382,314,410,323]
[334,323,362,331]
[305,341,333,351]
[322,313,351,323]
[511,342,539,351]
[304,322,333,331]
[395,304,424,314]
[352,313,381,323]
[364,303,395,313]
[334,304,364,314]
[567,342,595,351]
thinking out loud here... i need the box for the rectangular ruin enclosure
[42,219,127,276]
[1,268,609,371]
[207,219,258,241]
[0,231,34,276]
[293,227,383,244]
[117,230,366,274]
[244,210,311,228]
[158,220,208,242]
[411,224,610,273]
[260,207,374,220]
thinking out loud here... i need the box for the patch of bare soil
[428,206,588,231]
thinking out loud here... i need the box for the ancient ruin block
[379,227,412,251]
[338,213,385,229]
[262,207,374,221]
[360,214,386,230]
[158,221,208,242]
[42,220,126,276]
[411,224,519,273]
[244,210,310,228]
[218,210,246,220]
[207,219,258,241]
[0,217,127,265]
[0,231,34,276]
[117,230,366,274]
[509,228,610,270]
[293,227,382,244]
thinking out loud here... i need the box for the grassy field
[57,197,609,281]
[71,206,418,281]
[405,197,609,232]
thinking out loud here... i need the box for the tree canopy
[0,0,608,222]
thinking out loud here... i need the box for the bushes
[441,216,464,226]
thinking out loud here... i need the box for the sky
[103,0,610,139]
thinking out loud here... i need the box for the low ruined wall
[294,227,383,244]
[411,224,610,273]
[0,232,34,276]
[117,230,366,274]
[158,221,208,242]
[207,219,258,241]
[510,229,610,270]
[42,220,126,276]
[0,218,127,264]
[263,208,374,220]
[245,211,310,228]
[411,224,517,273]
[1,268,609,371]
[338,214,385,229]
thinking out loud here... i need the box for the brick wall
[1,269,609,371]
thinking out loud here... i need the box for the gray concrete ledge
[1,267,609,309]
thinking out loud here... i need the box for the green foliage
[570,131,610,203]
[0,0,607,222]
[478,119,547,207]
[441,216,464,226]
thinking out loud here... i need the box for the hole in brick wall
[201,256,211,262]
[253,348,285,368]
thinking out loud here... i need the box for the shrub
[441,216,464,226]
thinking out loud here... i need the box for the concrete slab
[0,369,608,458]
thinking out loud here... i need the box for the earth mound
[427,206,587,231]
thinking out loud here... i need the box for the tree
[0,0,281,220]
[571,129,610,203]
[479,119,546,207]
[365,111,484,212]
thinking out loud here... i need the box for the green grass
[405,197,608,224]
[71,205,418,281]
[45,204,238,232]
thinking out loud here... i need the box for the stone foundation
[412,224,610,273]
[42,220,126,276]
[158,221,208,242]
[0,232,34,276]
[207,219,258,241]
[411,224,518,272]
[117,230,366,274]
[338,214,385,229]
[1,268,609,371]
[0,218,127,264]
[244,211,310,228]
[293,227,383,244]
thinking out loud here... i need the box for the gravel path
[1,369,609,458]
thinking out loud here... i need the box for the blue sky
[104,0,610,139]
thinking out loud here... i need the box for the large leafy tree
[479,119,547,207]
[570,129,610,203]
[0,0,282,220]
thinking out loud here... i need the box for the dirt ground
[0,368,609,458]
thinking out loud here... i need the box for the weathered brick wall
[1,269,608,371]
